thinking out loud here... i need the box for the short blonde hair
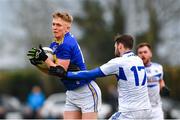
[52,11,73,23]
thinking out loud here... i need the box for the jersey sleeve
[49,42,54,49]
[100,58,119,75]
[67,67,105,79]
[56,43,71,59]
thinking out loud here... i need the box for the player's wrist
[48,65,67,77]
[160,86,170,97]
[37,45,48,61]
[41,54,48,61]
[30,59,42,66]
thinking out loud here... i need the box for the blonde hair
[52,11,73,23]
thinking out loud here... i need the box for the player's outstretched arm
[48,65,105,79]
[67,67,105,80]
[67,59,118,79]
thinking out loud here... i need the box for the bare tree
[153,0,180,65]
[10,0,56,48]
[122,0,180,65]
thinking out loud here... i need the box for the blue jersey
[49,32,92,90]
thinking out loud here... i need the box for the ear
[118,43,122,50]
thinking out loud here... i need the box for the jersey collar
[145,62,152,67]
[53,32,70,44]
[53,36,64,45]
[123,50,133,55]
[122,51,134,57]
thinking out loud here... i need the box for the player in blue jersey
[52,34,152,119]
[136,42,170,120]
[27,12,101,119]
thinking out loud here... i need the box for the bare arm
[159,79,165,90]
[160,79,170,96]
[45,58,70,70]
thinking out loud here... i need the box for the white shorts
[64,81,102,113]
[109,109,152,120]
[150,105,164,120]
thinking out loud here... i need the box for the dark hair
[136,42,152,52]
[114,34,134,49]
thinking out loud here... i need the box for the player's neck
[55,37,63,41]
[122,49,131,55]
[144,61,151,67]
[54,36,64,44]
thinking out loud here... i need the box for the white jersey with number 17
[100,51,151,112]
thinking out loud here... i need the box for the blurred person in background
[136,42,170,120]
[0,96,5,119]
[27,85,45,118]
[27,11,101,119]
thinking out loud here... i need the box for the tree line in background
[0,0,180,101]
[74,0,180,100]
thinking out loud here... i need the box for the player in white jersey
[136,42,170,120]
[52,34,152,119]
